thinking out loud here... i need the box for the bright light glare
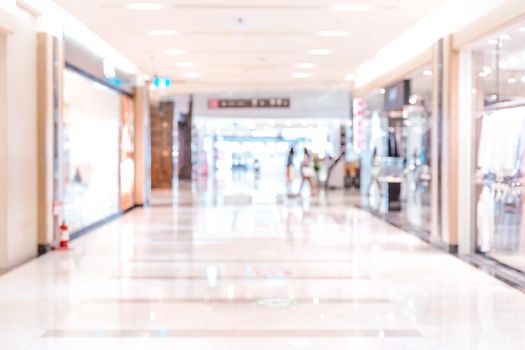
[291,72,312,79]
[297,63,316,69]
[176,62,198,68]
[332,4,372,12]
[148,29,178,36]
[344,74,355,81]
[317,30,351,37]
[164,49,187,55]
[127,3,166,10]
[185,72,202,78]
[308,49,333,55]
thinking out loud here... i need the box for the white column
[0,33,8,270]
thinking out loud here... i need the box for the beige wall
[0,5,38,270]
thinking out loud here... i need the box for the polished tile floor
[1,187,525,349]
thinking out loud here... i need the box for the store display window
[471,20,525,271]
[120,95,135,211]
[63,69,121,233]
[357,66,433,234]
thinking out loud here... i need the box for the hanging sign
[208,98,290,109]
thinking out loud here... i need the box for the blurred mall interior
[1,0,525,348]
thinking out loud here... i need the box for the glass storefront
[120,95,135,211]
[63,69,121,233]
[470,20,525,272]
[356,67,433,234]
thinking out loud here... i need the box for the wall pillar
[0,33,8,271]
[431,36,460,251]
[150,101,175,189]
[0,5,40,270]
[36,32,63,253]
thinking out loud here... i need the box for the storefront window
[63,70,120,232]
[357,66,433,234]
[120,95,135,211]
[471,21,525,271]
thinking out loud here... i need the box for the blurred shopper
[286,147,295,183]
[299,148,317,196]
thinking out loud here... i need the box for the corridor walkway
[1,190,525,349]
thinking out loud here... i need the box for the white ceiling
[54,0,448,93]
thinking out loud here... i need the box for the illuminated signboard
[208,98,290,109]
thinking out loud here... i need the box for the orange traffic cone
[59,222,69,249]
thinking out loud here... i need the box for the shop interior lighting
[164,49,187,55]
[521,75,525,83]
[479,71,489,77]
[291,72,312,79]
[520,27,525,32]
[344,74,355,81]
[332,4,372,12]
[488,39,498,45]
[482,66,492,74]
[499,34,511,40]
[148,29,178,36]
[508,78,517,84]
[127,2,166,10]
[499,61,509,70]
[297,63,316,69]
[308,49,333,55]
[423,70,433,76]
[379,88,386,94]
[317,30,351,37]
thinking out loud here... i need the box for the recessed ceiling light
[423,70,433,76]
[148,30,178,36]
[379,88,386,94]
[297,63,316,69]
[499,34,511,40]
[344,74,355,81]
[176,62,198,68]
[127,2,166,10]
[317,30,351,37]
[291,72,312,79]
[487,39,498,45]
[185,72,202,79]
[508,78,517,83]
[164,49,187,55]
[308,49,333,55]
[332,4,372,12]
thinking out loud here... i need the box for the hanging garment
[477,185,495,253]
